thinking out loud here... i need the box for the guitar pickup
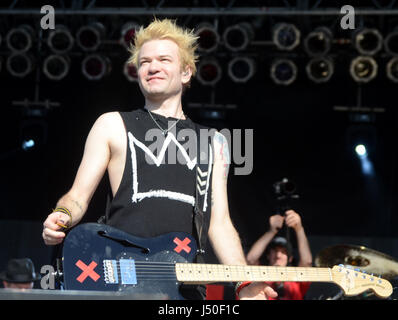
[103,259,137,285]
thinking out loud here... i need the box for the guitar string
[103,262,347,280]
[103,266,374,283]
[107,263,335,274]
[114,266,336,276]
[101,263,379,286]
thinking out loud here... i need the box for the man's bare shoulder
[90,112,124,133]
[85,112,126,150]
[95,111,122,126]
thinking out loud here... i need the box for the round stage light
[120,22,140,48]
[273,23,301,51]
[195,23,219,53]
[350,56,378,83]
[384,28,398,55]
[304,27,332,57]
[386,57,398,83]
[306,57,334,83]
[82,54,111,80]
[223,23,254,52]
[227,56,255,83]
[47,25,74,54]
[353,28,383,56]
[6,24,34,53]
[197,59,222,86]
[76,22,105,52]
[43,55,70,81]
[270,59,297,85]
[6,53,34,78]
[123,61,138,82]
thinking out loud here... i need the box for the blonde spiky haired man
[42,18,276,301]
[129,18,199,80]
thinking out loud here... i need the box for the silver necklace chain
[147,109,184,136]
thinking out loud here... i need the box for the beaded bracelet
[235,281,252,299]
[53,207,72,229]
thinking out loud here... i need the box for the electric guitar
[62,223,393,300]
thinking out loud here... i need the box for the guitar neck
[175,263,333,284]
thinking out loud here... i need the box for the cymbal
[315,244,398,280]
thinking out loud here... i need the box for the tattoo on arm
[71,199,83,214]
[215,132,230,180]
[59,196,84,216]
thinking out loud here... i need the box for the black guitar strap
[97,177,112,224]
[193,124,214,263]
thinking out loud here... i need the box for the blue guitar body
[62,223,198,300]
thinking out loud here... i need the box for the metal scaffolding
[0,7,398,16]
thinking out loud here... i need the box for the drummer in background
[246,210,313,300]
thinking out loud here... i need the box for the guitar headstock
[331,264,393,299]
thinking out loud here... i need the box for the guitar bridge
[103,260,119,284]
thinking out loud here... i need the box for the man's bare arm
[285,210,313,267]
[208,132,277,299]
[42,113,116,245]
[208,132,246,265]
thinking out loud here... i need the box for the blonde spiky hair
[128,18,199,76]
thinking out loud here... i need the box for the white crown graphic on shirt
[127,132,212,210]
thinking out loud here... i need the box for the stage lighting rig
[304,27,332,57]
[43,55,70,81]
[384,28,398,56]
[350,56,378,83]
[222,22,254,52]
[6,24,35,53]
[76,22,105,52]
[195,23,219,53]
[273,23,301,51]
[120,22,140,48]
[6,53,34,78]
[306,57,334,83]
[82,54,111,81]
[197,58,222,86]
[227,56,255,83]
[123,60,138,82]
[386,57,398,83]
[353,28,383,56]
[270,59,297,85]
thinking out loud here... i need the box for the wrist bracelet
[235,281,252,299]
[53,207,72,229]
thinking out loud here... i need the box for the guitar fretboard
[175,263,333,284]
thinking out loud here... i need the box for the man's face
[137,39,191,101]
[267,246,290,267]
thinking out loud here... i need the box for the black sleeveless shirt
[105,108,209,238]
